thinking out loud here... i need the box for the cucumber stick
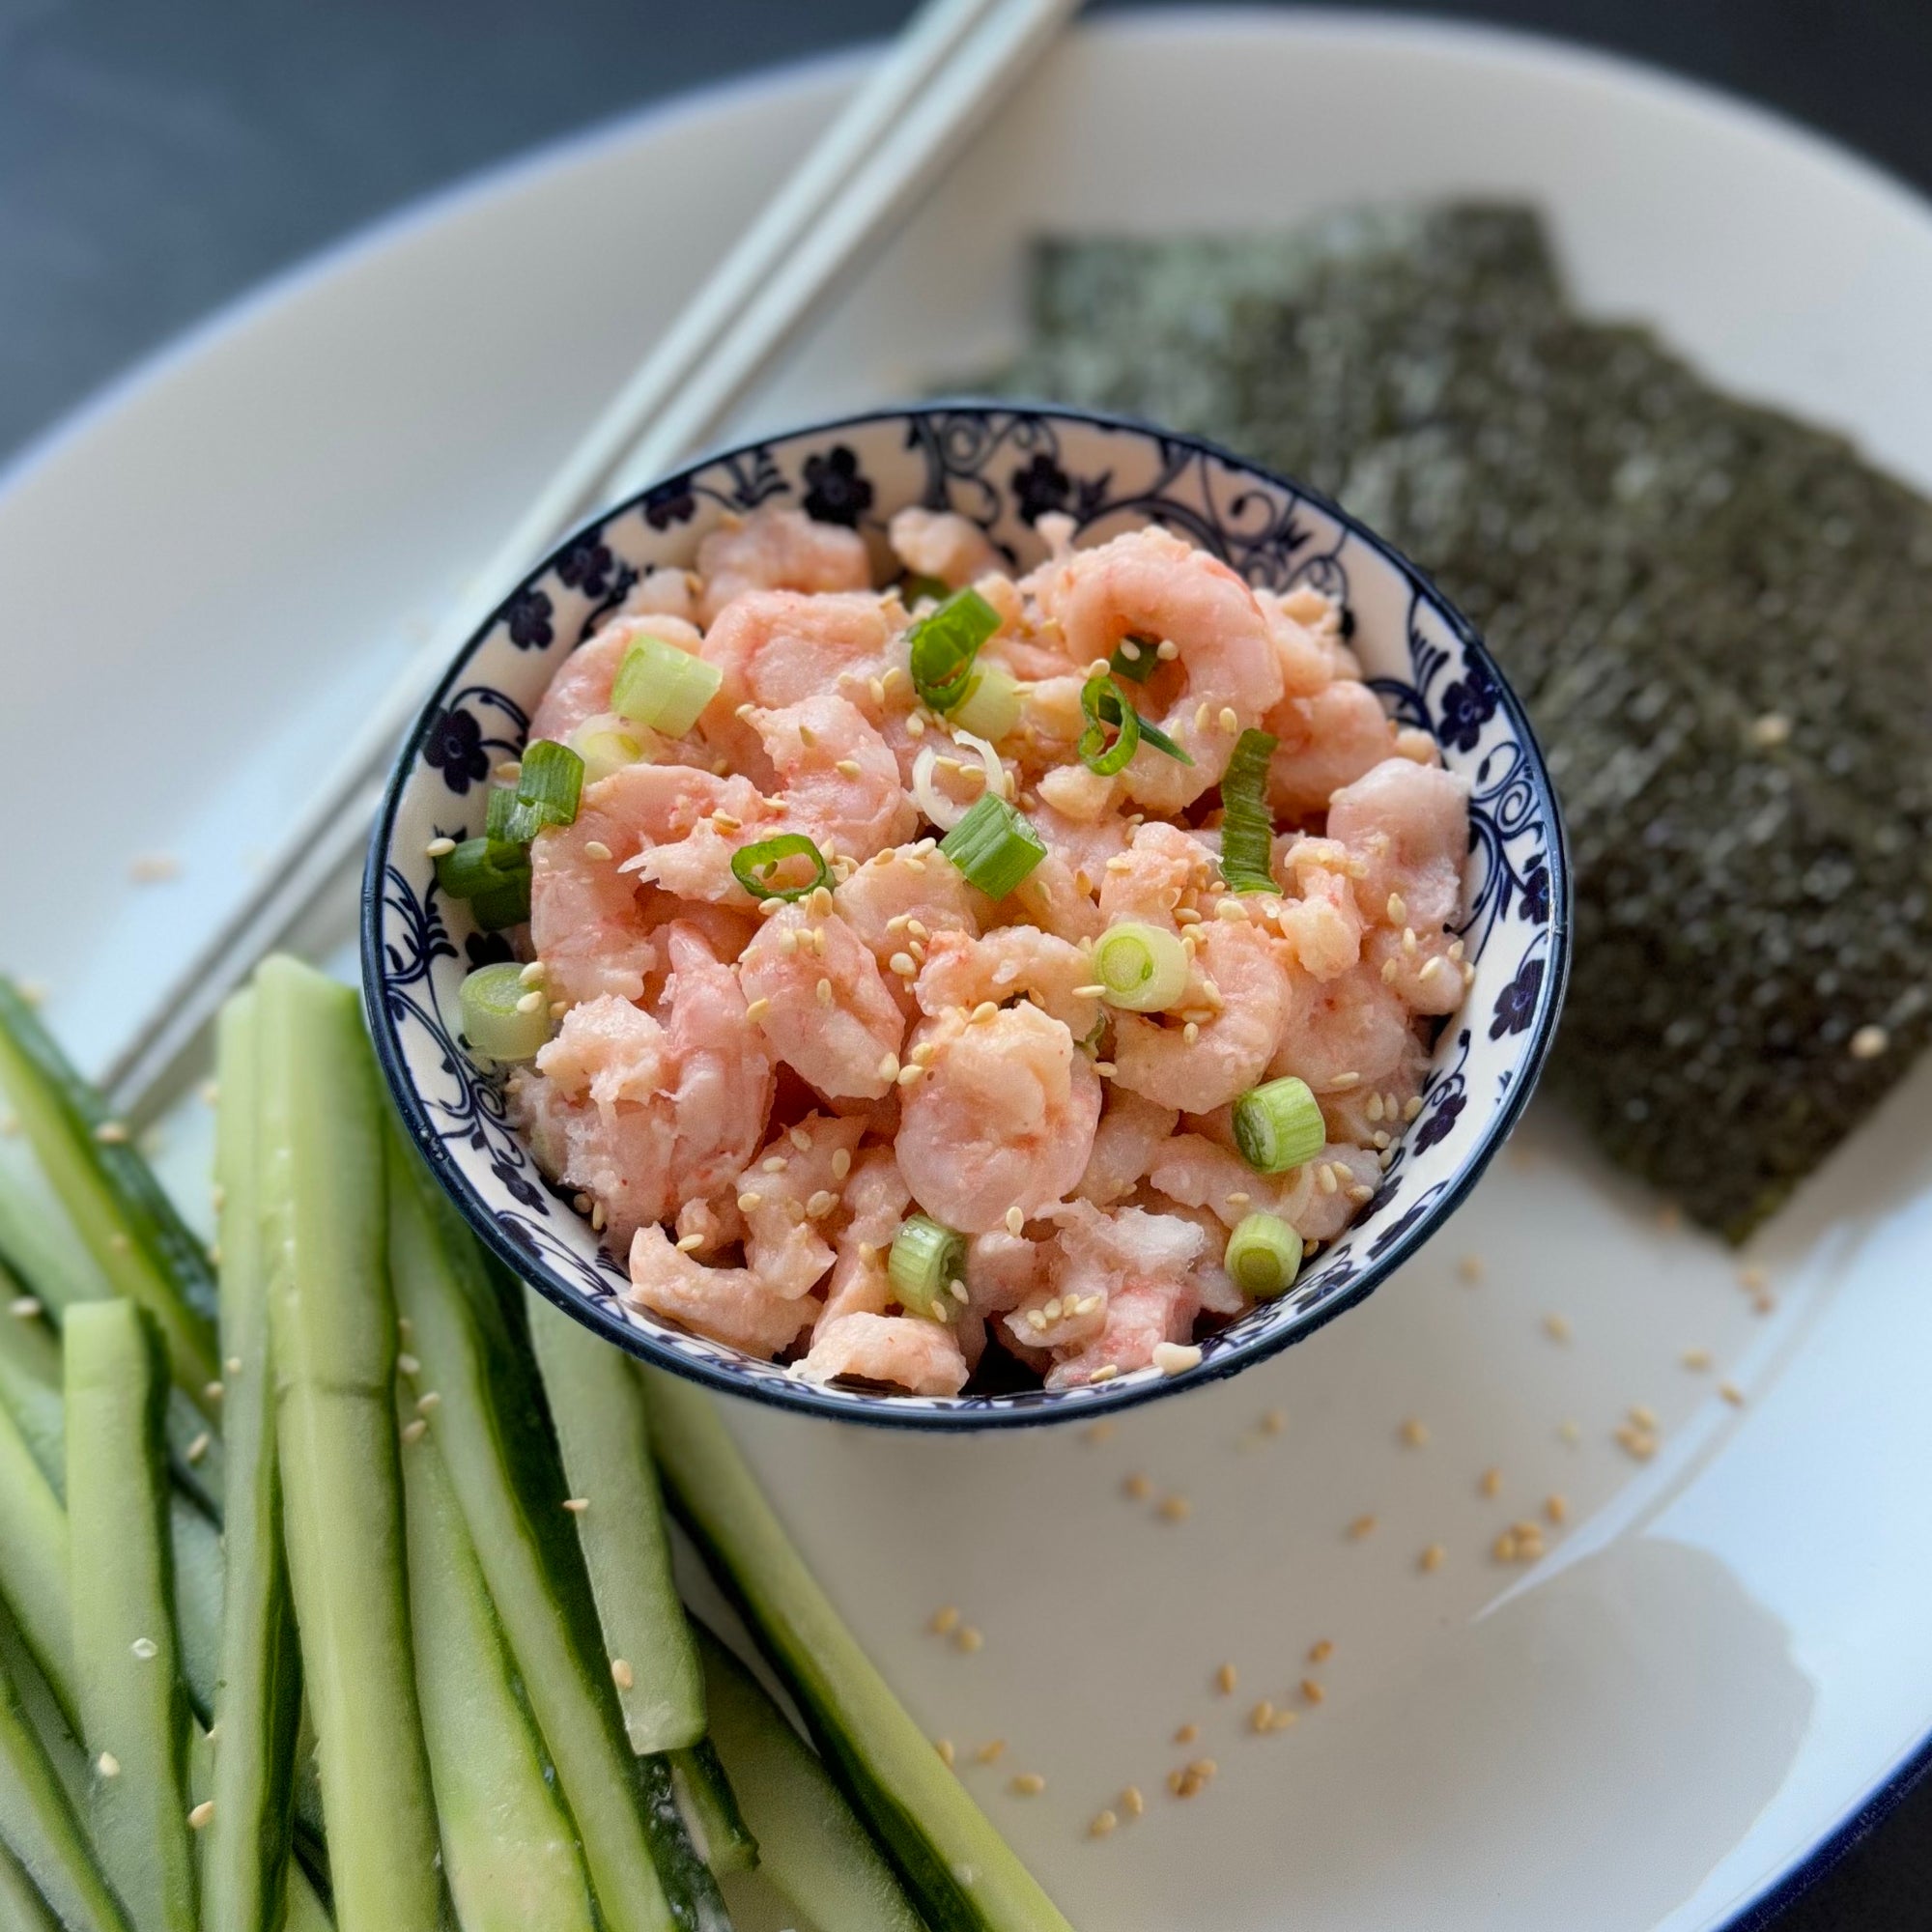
[384,1140,687,1932]
[256,957,441,1932]
[0,1641,130,1932]
[667,1742,757,1877]
[0,1397,72,1723]
[645,1371,1074,1932]
[0,1160,113,1320]
[526,1292,704,1753]
[64,1300,196,1932]
[202,991,303,1932]
[0,1844,60,1932]
[283,1866,333,1932]
[0,1300,63,1492]
[402,1423,597,1932]
[696,1626,921,1932]
[0,1595,86,1819]
[0,979,219,1415]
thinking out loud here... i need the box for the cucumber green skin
[64,1300,197,1932]
[282,1865,333,1932]
[695,1627,922,1932]
[0,1284,63,1490]
[202,992,302,1932]
[668,1741,757,1877]
[645,1372,1073,1932]
[0,1643,131,1932]
[257,958,442,1932]
[0,1843,60,1932]
[0,1160,113,1319]
[384,1139,687,1932]
[0,979,219,1418]
[403,1425,597,1932]
[526,1293,704,1754]
[0,1398,74,1727]
[633,1752,732,1932]
[0,1596,87,1819]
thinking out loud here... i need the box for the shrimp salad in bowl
[368,408,1567,1423]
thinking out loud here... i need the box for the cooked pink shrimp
[818,1146,913,1324]
[914,927,1100,1037]
[1097,821,1217,926]
[654,923,776,1203]
[833,842,984,975]
[626,1228,815,1357]
[527,615,708,746]
[695,507,871,625]
[796,1312,969,1396]
[1111,919,1289,1114]
[731,1112,866,1301]
[1074,1090,1179,1206]
[961,1229,1041,1319]
[1316,1032,1432,1146]
[1327,757,1472,930]
[1363,925,1469,1017]
[1264,680,1401,819]
[601,564,696,626]
[530,815,659,1008]
[1145,1132,1379,1243]
[750,695,917,862]
[888,506,1001,588]
[561,760,774,907]
[1276,837,1366,981]
[1033,1202,1211,1387]
[1005,852,1103,943]
[738,902,904,1101]
[673,1190,744,1257]
[1260,588,1347,698]
[895,1001,1102,1234]
[1269,958,1417,1095]
[1044,527,1283,811]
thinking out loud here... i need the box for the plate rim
[8,8,1930,1923]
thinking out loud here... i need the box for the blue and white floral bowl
[362,405,1571,1429]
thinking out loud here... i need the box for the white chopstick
[106,0,1079,1119]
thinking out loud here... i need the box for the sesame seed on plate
[935,1738,955,1766]
[1544,1313,1573,1343]
[1215,1662,1237,1695]
[929,1605,960,1635]
[1122,1473,1151,1500]
[1419,1542,1446,1573]
[975,1739,1007,1764]
[1719,1381,1747,1406]
[1308,1638,1334,1664]
[1010,1773,1046,1797]
[1850,1024,1890,1060]
[1545,1493,1569,1523]
[1174,1721,1200,1745]
[954,1626,983,1654]
[1157,1494,1190,1522]
[1479,1466,1502,1497]
[1348,1514,1378,1540]
[1399,1418,1429,1448]
[1682,1347,1713,1371]
[94,1121,129,1145]
[1090,1808,1119,1838]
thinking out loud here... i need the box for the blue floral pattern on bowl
[362,406,1571,1430]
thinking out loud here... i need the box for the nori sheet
[982,205,1932,1238]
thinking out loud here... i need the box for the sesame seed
[1156,639,1179,661]
[1218,706,1239,733]
[515,990,545,1014]
[1182,1021,1200,1045]
[1348,1514,1378,1540]
[906,715,926,738]
[736,1192,762,1213]
[129,853,182,884]
[1719,1381,1747,1406]
[805,1190,838,1220]
[777,929,798,954]
[975,1739,1007,1764]
[836,758,864,778]
[205,1380,224,1403]
[611,1659,635,1690]
[131,1637,158,1661]
[1010,1773,1046,1797]
[1749,711,1793,748]
[9,1296,43,1320]
[562,1497,589,1514]
[1082,1419,1116,1445]
[1318,1163,1339,1196]
[494,761,522,784]
[550,1000,569,1018]
[1259,1408,1286,1436]
[1544,1313,1572,1343]
[1614,1425,1658,1462]
[954,1626,983,1654]
[1630,1404,1659,1430]
[1559,1419,1582,1444]
[831,1149,852,1179]
[1386,892,1406,923]
[1006,1207,1024,1236]
[97,1751,120,1776]
[583,838,615,863]
[94,1121,129,1145]
[424,836,457,858]
[814,978,833,1007]
[1215,896,1245,922]
[1399,1418,1429,1448]
[185,1433,211,1463]
[1215,1662,1237,1695]
[1419,1542,1446,1573]
[1250,1699,1277,1732]
[1194,701,1211,733]
[929,1605,960,1635]
[1404,1095,1424,1121]
[1682,1348,1714,1371]
[1151,1342,1201,1377]
[877,1052,900,1081]
[1736,1265,1767,1293]
[1122,1473,1151,1500]
[762,1154,788,1175]
[401,1418,428,1445]
[675,1233,704,1253]
[896,1063,924,1088]
[1122,1782,1148,1818]
[889,951,917,978]
[1851,1023,1891,1060]
[1157,1494,1190,1522]
[1546,1493,1569,1524]
[1174,1721,1200,1745]
[1073,982,1106,998]
[1300,1679,1324,1705]
[1090,1808,1119,1838]
[1480,1466,1502,1498]
[935,1738,955,1766]
[188,1800,214,1830]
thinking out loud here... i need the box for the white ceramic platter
[7,13,1932,1928]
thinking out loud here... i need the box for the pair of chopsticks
[104,0,1080,1121]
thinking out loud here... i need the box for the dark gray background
[3,1,1929,1924]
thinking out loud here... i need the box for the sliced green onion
[907,587,1001,712]
[887,1215,967,1319]
[436,837,530,903]
[1077,674,1141,777]
[1134,712,1193,764]
[611,634,724,736]
[729,833,830,903]
[512,739,583,827]
[949,665,1022,743]
[1110,633,1159,684]
[900,572,951,607]
[1093,921,1191,1012]
[469,872,532,931]
[568,723,645,786]
[459,964,552,1062]
[1232,1075,1325,1175]
[938,793,1046,899]
[1218,726,1280,893]
[484,782,520,842]
[1225,1212,1302,1299]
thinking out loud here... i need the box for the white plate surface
[7,13,1932,1929]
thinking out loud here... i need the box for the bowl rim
[361,398,1573,1429]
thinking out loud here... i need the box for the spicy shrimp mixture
[490,503,1472,1396]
